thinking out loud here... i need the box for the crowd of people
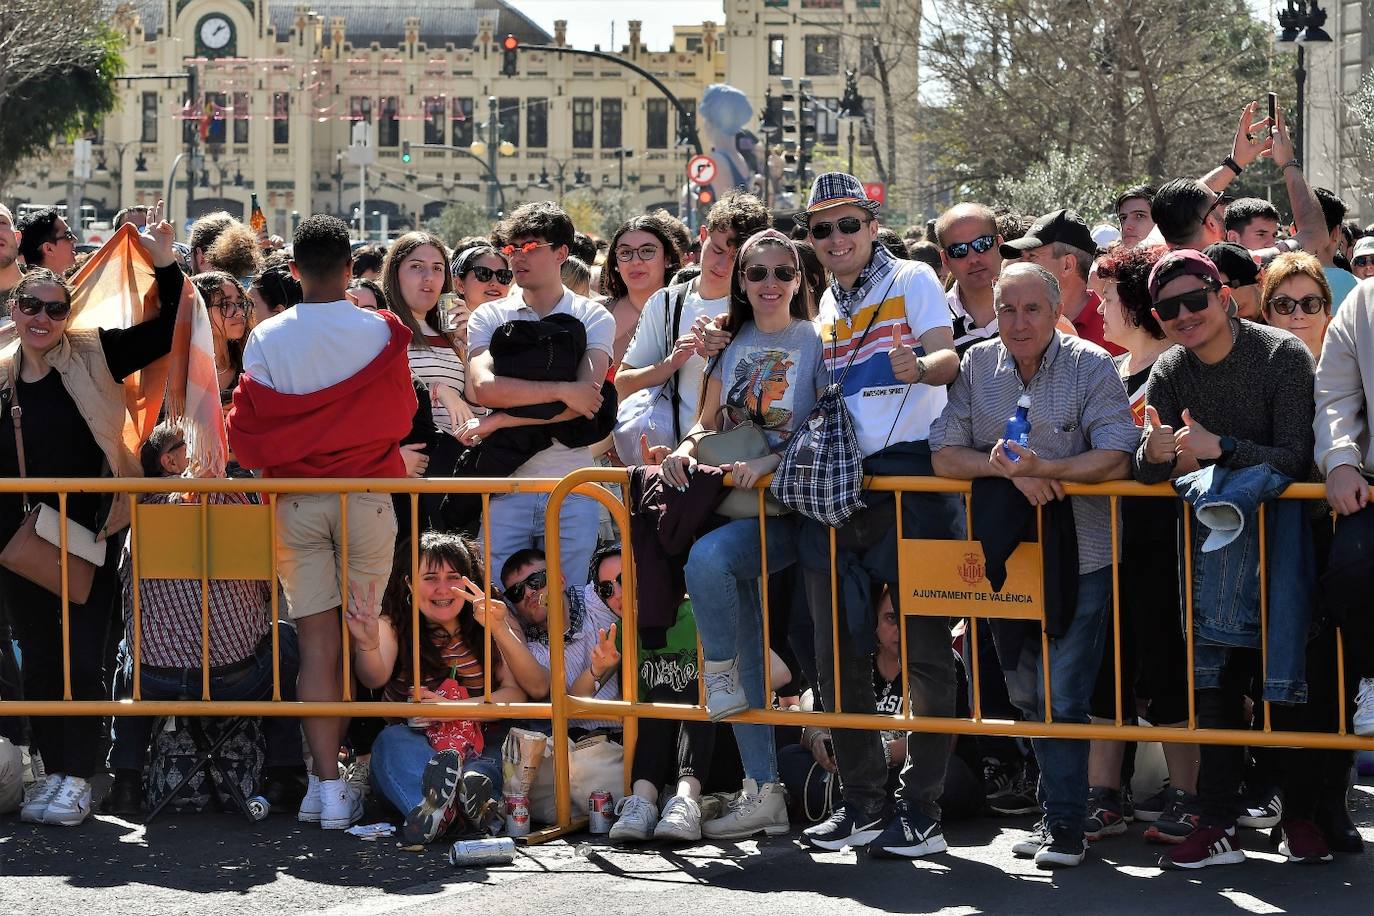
[2,96,1374,875]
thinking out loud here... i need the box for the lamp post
[538,158,588,203]
[1276,0,1333,166]
[837,69,866,176]
[469,96,516,218]
[94,141,143,211]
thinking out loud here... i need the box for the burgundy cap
[1147,249,1223,302]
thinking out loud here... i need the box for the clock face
[200,16,233,50]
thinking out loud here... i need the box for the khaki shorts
[275,492,397,620]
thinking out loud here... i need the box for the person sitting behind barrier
[0,735,19,815]
[348,532,524,844]
[103,421,306,818]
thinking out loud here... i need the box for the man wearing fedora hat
[793,172,964,860]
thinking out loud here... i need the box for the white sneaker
[19,746,43,788]
[298,773,322,823]
[319,777,363,829]
[701,779,788,840]
[20,773,63,824]
[1012,819,1052,858]
[1354,678,1374,737]
[608,794,659,842]
[41,776,92,826]
[654,795,702,842]
[702,658,749,722]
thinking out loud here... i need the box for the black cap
[1000,209,1097,258]
[1202,241,1260,288]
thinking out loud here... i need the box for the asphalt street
[3,781,1372,915]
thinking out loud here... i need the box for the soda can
[246,795,270,821]
[588,790,613,835]
[505,793,531,837]
[449,837,517,867]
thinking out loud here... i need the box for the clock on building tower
[196,14,236,57]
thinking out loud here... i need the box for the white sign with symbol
[686,154,716,186]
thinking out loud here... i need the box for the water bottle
[1003,394,1032,461]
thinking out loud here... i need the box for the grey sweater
[1134,319,1316,484]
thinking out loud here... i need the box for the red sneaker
[1160,823,1246,870]
[1277,818,1334,864]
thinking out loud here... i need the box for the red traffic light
[697,189,713,205]
[502,34,519,51]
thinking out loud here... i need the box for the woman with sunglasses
[4,216,184,827]
[601,217,683,367]
[659,229,823,839]
[1261,251,1333,360]
[192,271,251,398]
[452,245,514,325]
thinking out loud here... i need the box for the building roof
[118,0,552,47]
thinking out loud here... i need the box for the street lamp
[470,97,517,217]
[837,69,866,176]
[538,159,588,203]
[1276,0,1333,166]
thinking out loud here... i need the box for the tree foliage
[425,200,492,246]
[562,187,641,239]
[0,1,125,191]
[919,0,1279,209]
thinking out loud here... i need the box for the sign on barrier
[897,540,1043,619]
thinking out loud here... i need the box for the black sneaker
[1134,786,1171,823]
[458,770,498,834]
[982,757,1017,800]
[1083,787,1128,841]
[1237,786,1283,830]
[866,802,948,859]
[1034,823,1087,869]
[100,769,143,817]
[987,770,1039,816]
[402,750,461,845]
[801,804,887,851]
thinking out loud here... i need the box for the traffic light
[501,35,519,77]
[778,78,801,193]
[697,187,715,207]
[797,79,816,190]
[401,140,412,163]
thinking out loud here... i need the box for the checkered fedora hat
[796,172,882,227]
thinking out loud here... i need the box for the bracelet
[914,356,927,385]
[1222,155,1244,176]
[356,643,380,653]
[1278,158,1301,172]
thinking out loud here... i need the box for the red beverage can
[588,789,613,834]
[505,793,531,837]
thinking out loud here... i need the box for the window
[232,92,249,144]
[572,97,594,148]
[677,99,697,146]
[452,97,474,147]
[804,35,840,76]
[378,96,399,147]
[204,92,227,144]
[817,97,839,145]
[351,96,373,123]
[646,98,668,149]
[768,35,785,76]
[272,93,289,144]
[141,92,158,143]
[601,98,622,150]
[499,97,519,146]
[526,97,548,148]
[423,97,445,145]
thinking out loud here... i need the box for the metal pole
[487,96,499,217]
[186,64,198,224]
[359,162,366,241]
[1295,44,1306,166]
[848,121,856,175]
[165,152,187,224]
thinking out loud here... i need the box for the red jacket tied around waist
[226,313,418,478]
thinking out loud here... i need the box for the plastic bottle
[1003,394,1032,461]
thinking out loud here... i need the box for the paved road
[4,784,1372,915]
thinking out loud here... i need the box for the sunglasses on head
[1152,286,1215,322]
[500,240,553,257]
[808,216,870,241]
[944,234,997,260]
[504,568,547,603]
[595,573,622,601]
[12,294,72,320]
[466,265,514,284]
[1268,293,1327,316]
[743,264,798,283]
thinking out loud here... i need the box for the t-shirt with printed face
[708,317,824,452]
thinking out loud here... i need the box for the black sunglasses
[504,568,547,603]
[595,573,622,601]
[743,264,798,283]
[1267,294,1327,316]
[12,294,72,320]
[51,229,77,244]
[944,234,997,260]
[808,216,870,240]
[1353,256,1374,268]
[466,265,514,285]
[1152,286,1214,322]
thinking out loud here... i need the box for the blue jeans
[108,622,304,772]
[369,723,505,820]
[685,516,799,785]
[998,567,1110,833]
[485,492,599,589]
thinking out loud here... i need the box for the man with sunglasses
[1133,249,1318,870]
[467,202,614,590]
[1350,236,1374,282]
[794,173,963,859]
[0,205,21,305]
[16,207,76,276]
[934,203,1003,356]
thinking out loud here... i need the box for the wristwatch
[1217,436,1237,466]
[1222,155,1244,176]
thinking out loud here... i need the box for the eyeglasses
[943,234,997,260]
[595,573,622,601]
[808,216,870,241]
[1203,194,1230,225]
[12,294,72,320]
[1152,286,1214,322]
[213,297,249,317]
[51,230,77,244]
[1267,293,1328,316]
[500,241,554,257]
[743,264,799,283]
[615,244,662,263]
[503,568,547,603]
[1353,256,1374,269]
[466,265,514,285]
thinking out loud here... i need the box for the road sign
[686,154,716,186]
[863,182,886,205]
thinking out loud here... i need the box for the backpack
[145,716,264,813]
[612,283,689,461]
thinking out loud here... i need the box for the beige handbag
[693,418,789,519]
